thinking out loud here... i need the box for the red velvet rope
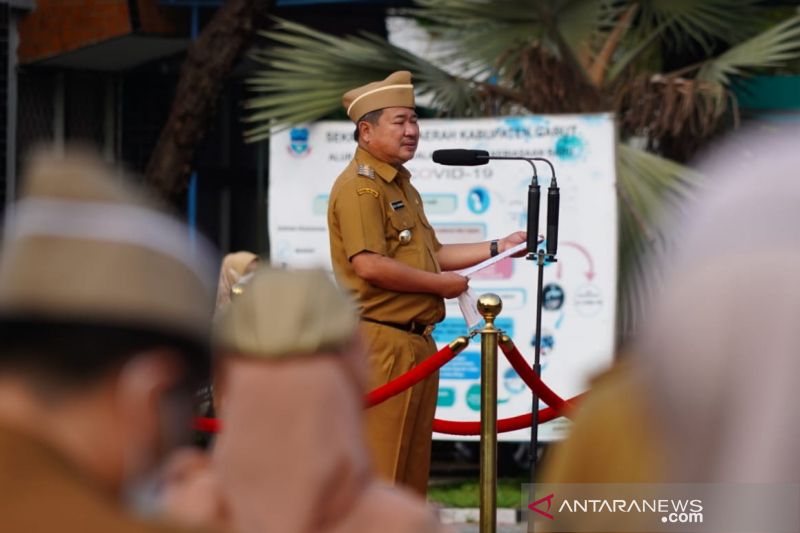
[364,343,458,408]
[193,335,588,436]
[193,342,462,433]
[498,338,573,411]
[432,407,558,435]
[431,393,586,436]
[194,416,221,433]
[195,395,584,436]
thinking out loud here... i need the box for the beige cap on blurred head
[0,147,217,349]
[215,268,357,358]
[342,70,415,122]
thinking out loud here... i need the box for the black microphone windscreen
[546,185,560,256]
[432,149,489,166]
[527,184,540,253]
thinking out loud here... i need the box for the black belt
[360,317,436,336]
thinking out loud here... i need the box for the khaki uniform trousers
[361,321,439,496]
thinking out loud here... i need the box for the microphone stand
[526,158,558,533]
[429,149,559,532]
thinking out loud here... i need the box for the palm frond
[552,0,621,64]
[616,143,702,335]
[243,18,486,142]
[408,0,543,75]
[696,16,800,85]
[409,0,617,76]
[615,75,728,161]
[411,0,528,24]
[605,18,667,83]
[637,0,764,52]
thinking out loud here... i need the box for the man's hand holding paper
[455,235,542,327]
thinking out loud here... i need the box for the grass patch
[428,478,525,508]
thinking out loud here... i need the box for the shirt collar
[355,147,410,183]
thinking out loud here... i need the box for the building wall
[135,0,186,35]
[12,1,393,252]
[18,0,132,63]
[18,0,184,64]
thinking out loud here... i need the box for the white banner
[269,115,618,441]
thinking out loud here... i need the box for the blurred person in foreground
[204,251,260,424]
[637,127,800,484]
[329,70,527,494]
[211,267,451,533]
[0,148,220,533]
[540,355,666,485]
[541,127,800,529]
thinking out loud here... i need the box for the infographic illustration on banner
[269,115,618,441]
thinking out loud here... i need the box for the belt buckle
[422,324,436,336]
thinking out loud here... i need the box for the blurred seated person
[540,356,666,485]
[215,252,260,312]
[638,127,800,488]
[210,268,452,533]
[0,148,220,533]
[541,127,800,530]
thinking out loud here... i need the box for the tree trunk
[145,0,273,203]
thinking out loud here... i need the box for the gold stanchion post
[478,293,502,533]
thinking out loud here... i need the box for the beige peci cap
[342,71,415,122]
[214,268,358,359]
[0,147,218,354]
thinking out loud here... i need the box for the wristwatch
[490,239,499,257]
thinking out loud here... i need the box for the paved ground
[452,525,524,532]
[440,508,527,532]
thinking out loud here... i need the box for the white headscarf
[637,126,800,483]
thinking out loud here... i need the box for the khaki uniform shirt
[328,147,445,325]
[0,425,211,533]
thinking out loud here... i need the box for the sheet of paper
[455,242,527,327]
[457,241,527,277]
[458,288,483,328]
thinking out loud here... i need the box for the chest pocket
[387,206,418,259]
[388,207,416,234]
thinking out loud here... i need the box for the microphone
[433,149,560,257]
[527,183,540,254]
[546,182,559,256]
[432,149,489,166]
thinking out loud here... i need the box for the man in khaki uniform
[328,71,527,494]
[0,148,219,533]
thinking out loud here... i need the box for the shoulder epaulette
[357,164,376,179]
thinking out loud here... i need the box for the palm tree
[242,0,800,334]
[146,0,274,203]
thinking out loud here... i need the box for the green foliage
[697,16,800,85]
[428,478,525,508]
[636,0,764,51]
[408,0,615,74]
[244,18,484,142]
[616,144,703,333]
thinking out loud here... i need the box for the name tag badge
[390,200,405,211]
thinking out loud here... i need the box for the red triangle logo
[529,493,555,520]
